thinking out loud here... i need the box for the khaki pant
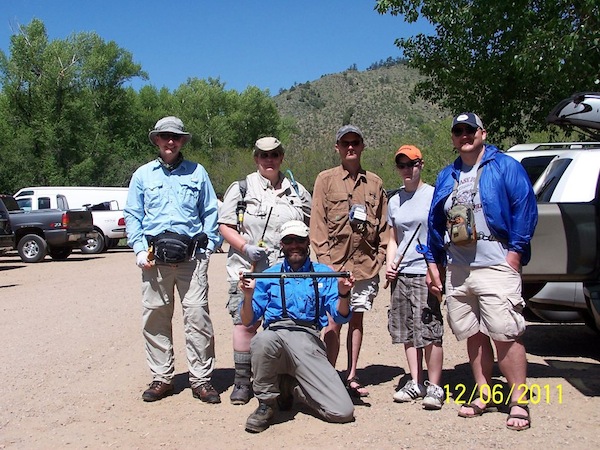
[445,262,526,342]
[141,253,215,388]
[251,319,354,423]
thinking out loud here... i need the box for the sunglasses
[451,126,478,137]
[257,151,282,159]
[396,160,421,170]
[157,133,183,141]
[281,235,308,245]
[338,139,362,148]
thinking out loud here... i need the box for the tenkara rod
[241,271,351,279]
[384,222,422,289]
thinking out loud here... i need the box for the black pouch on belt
[153,231,193,264]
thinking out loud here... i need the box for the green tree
[375,0,600,142]
[0,19,147,191]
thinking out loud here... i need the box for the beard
[283,245,309,269]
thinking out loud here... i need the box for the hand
[136,251,152,269]
[385,263,399,281]
[425,263,444,302]
[506,251,522,273]
[243,244,267,262]
[338,273,355,297]
[238,271,256,293]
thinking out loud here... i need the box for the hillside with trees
[272,61,457,189]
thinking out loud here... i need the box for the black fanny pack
[150,231,208,264]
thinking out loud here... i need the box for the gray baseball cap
[336,124,364,142]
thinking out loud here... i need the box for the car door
[522,153,600,282]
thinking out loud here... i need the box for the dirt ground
[1,247,599,449]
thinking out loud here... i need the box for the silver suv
[519,92,600,332]
[505,143,600,324]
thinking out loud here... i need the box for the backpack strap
[236,178,249,232]
[278,262,321,327]
[238,178,248,200]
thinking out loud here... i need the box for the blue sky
[2,0,433,95]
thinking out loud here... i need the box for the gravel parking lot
[1,249,599,449]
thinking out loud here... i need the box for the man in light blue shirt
[239,220,355,433]
[124,116,221,404]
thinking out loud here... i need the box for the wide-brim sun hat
[148,116,192,145]
[254,136,284,155]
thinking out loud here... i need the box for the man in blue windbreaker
[426,113,537,432]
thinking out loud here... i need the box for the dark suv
[0,194,16,255]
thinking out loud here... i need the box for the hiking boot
[230,383,253,405]
[277,374,296,411]
[142,381,174,402]
[192,382,221,404]
[422,381,445,410]
[245,401,275,433]
[393,379,426,403]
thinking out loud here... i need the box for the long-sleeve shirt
[246,258,351,329]
[124,158,219,255]
[219,171,311,280]
[310,165,388,280]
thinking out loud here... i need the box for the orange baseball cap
[395,145,422,162]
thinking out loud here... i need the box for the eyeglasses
[257,151,282,159]
[451,126,478,137]
[396,160,421,170]
[157,133,183,141]
[338,139,362,148]
[281,235,308,245]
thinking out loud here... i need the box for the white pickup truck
[13,187,127,254]
[80,200,127,253]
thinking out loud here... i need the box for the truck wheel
[48,246,73,260]
[17,234,47,263]
[81,232,105,254]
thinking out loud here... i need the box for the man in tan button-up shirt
[310,125,388,398]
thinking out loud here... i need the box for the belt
[397,273,425,278]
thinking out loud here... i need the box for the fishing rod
[241,271,351,279]
[384,223,422,289]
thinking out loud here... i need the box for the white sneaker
[393,379,426,403]
[422,381,444,410]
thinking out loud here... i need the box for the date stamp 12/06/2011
[443,383,563,405]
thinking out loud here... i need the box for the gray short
[227,281,244,325]
[388,274,443,347]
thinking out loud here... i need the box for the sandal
[346,377,369,398]
[506,402,531,431]
[457,402,487,418]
